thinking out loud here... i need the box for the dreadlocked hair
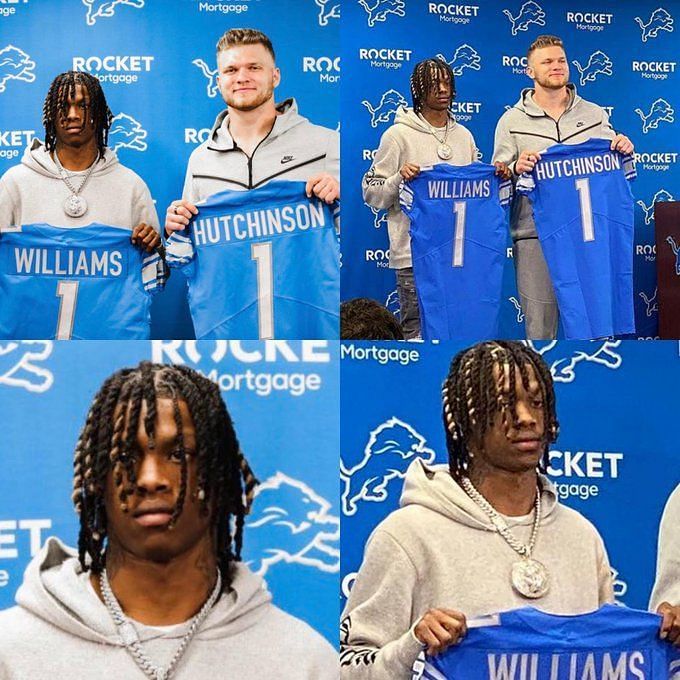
[71,362,259,586]
[441,341,559,481]
[410,57,456,114]
[42,71,113,157]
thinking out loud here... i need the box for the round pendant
[63,194,87,218]
[437,143,453,160]
[511,558,550,599]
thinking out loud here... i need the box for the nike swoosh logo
[281,156,295,164]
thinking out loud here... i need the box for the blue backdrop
[340,340,680,614]
[341,0,677,339]
[0,339,339,645]
[0,0,339,338]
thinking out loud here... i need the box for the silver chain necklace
[100,568,222,680]
[422,115,453,160]
[461,477,550,599]
[54,151,97,218]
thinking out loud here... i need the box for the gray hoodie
[650,483,680,611]
[182,98,339,202]
[340,459,613,679]
[0,538,338,679]
[492,84,615,240]
[0,142,159,231]
[362,106,477,269]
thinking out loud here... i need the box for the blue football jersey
[400,163,512,340]
[516,138,636,340]
[0,223,165,339]
[418,605,680,680]
[165,181,340,339]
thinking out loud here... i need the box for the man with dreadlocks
[0,71,159,247]
[0,71,163,338]
[363,58,510,339]
[0,363,336,679]
[340,341,624,679]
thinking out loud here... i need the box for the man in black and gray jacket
[165,28,339,234]
[493,34,634,340]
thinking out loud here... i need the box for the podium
[655,200,680,339]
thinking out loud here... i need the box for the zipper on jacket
[246,124,276,189]
[554,118,562,142]
[552,92,578,142]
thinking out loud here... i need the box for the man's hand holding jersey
[494,161,512,180]
[515,150,542,175]
[415,608,468,656]
[657,602,680,647]
[400,162,421,181]
[610,134,634,155]
[305,172,339,204]
[165,200,199,236]
[131,223,161,252]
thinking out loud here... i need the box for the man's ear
[273,67,281,89]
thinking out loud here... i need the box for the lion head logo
[0,45,36,94]
[109,113,148,152]
[244,472,339,576]
[340,417,436,516]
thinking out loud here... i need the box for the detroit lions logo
[637,189,674,225]
[572,51,613,87]
[635,98,675,134]
[0,45,36,94]
[316,0,340,25]
[369,205,387,229]
[635,7,674,42]
[0,342,54,393]
[358,0,405,27]
[666,236,680,274]
[362,89,407,128]
[245,473,339,576]
[385,290,400,319]
[340,417,436,516]
[503,1,546,36]
[192,59,219,98]
[109,113,147,152]
[82,0,144,26]
[509,296,525,323]
[436,45,481,77]
[639,288,659,317]
[527,340,622,383]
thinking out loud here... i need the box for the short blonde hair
[527,35,565,62]
[216,28,275,61]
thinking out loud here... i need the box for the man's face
[527,45,569,90]
[471,362,548,474]
[423,68,454,112]
[53,82,96,149]
[217,43,280,112]
[104,398,212,565]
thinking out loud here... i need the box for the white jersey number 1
[55,281,79,340]
[452,201,466,267]
[251,242,274,340]
[575,178,595,242]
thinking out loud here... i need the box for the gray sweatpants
[514,238,559,340]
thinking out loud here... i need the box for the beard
[224,78,275,112]
[534,73,569,90]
